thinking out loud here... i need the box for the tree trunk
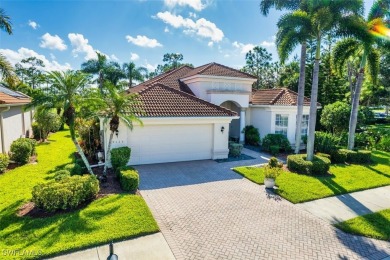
[99,70,104,95]
[306,38,321,161]
[69,119,94,175]
[103,131,114,176]
[348,53,367,150]
[294,42,307,154]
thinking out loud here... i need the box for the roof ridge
[209,62,257,79]
[148,83,238,115]
[195,62,215,75]
[270,88,285,105]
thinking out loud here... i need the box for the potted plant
[264,166,281,189]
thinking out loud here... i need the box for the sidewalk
[297,185,390,224]
[49,233,175,260]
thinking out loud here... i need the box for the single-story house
[101,62,315,165]
[0,85,33,154]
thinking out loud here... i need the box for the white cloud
[0,47,72,71]
[155,11,224,42]
[110,54,119,61]
[189,12,197,18]
[50,53,56,60]
[125,35,162,48]
[28,20,38,29]
[164,0,206,11]
[130,53,140,61]
[68,33,97,60]
[260,40,275,48]
[164,26,170,33]
[224,54,230,58]
[232,41,255,54]
[144,62,157,72]
[39,33,67,51]
[207,41,213,47]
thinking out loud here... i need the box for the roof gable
[130,83,237,117]
[0,85,31,105]
[251,88,313,106]
[182,62,257,79]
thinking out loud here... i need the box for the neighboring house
[101,62,317,165]
[0,85,33,154]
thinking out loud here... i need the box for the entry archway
[220,101,241,142]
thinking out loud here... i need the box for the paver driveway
[136,158,390,260]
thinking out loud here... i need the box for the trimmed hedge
[242,125,260,146]
[314,132,339,155]
[10,138,33,165]
[268,157,283,168]
[229,142,243,157]
[0,154,9,173]
[330,149,348,164]
[316,152,331,160]
[32,175,99,212]
[287,154,331,175]
[110,147,131,171]
[117,166,139,192]
[331,149,371,164]
[64,163,82,176]
[262,134,291,153]
[53,170,71,181]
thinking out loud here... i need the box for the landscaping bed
[233,150,390,203]
[0,130,158,259]
[335,209,390,241]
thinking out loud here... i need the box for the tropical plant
[97,83,142,176]
[47,70,94,174]
[0,8,12,35]
[122,62,147,88]
[81,52,108,94]
[333,0,389,150]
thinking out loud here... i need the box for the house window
[301,115,309,138]
[275,114,288,136]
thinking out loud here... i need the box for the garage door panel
[128,124,213,165]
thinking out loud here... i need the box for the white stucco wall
[248,106,311,145]
[1,106,25,153]
[102,117,234,165]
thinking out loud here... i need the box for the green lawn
[335,209,390,241]
[233,150,390,203]
[0,130,158,259]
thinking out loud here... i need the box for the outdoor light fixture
[107,241,118,260]
[97,151,104,164]
[115,130,119,137]
[221,126,225,133]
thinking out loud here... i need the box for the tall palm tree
[0,53,18,85]
[333,0,389,150]
[81,52,108,94]
[0,8,12,35]
[97,83,142,176]
[122,62,147,88]
[304,0,363,160]
[47,70,94,175]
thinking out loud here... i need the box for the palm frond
[259,0,300,16]
[332,38,360,75]
[366,48,380,84]
[368,0,390,21]
[0,8,12,34]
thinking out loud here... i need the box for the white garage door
[128,124,213,165]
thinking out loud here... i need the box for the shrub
[32,175,99,212]
[377,136,390,152]
[110,147,131,171]
[0,154,9,173]
[342,149,371,164]
[261,134,291,153]
[64,163,82,176]
[264,166,282,179]
[242,125,260,146]
[287,154,330,175]
[23,138,37,156]
[268,157,283,168]
[118,166,139,192]
[229,142,243,157]
[270,145,280,156]
[10,138,32,165]
[33,110,62,140]
[314,132,339,155]
[75,158,87,173]
[316,152,331,160]
[53,170,71,181]
[330,149,348,164]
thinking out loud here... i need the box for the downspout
[0,106,11,154]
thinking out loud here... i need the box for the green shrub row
[0,154,9,173]
[32,175,99,212]
[287,154,331,175]
[229,142,243,157]
[53,170,71,181]
[111,147,131,171]
[64,163,83,176]
[262,134,292,153]
[10,138,37,165]
[116,166,139,192]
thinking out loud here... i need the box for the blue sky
[0,0,374,72]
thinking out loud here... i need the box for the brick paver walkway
[137,158,390,260]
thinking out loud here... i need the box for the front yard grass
[233,150,390,203]
[335,209,390,241]
[0,130,158,259]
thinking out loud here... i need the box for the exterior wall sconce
[221,126,225,133]
[115,130,119,137]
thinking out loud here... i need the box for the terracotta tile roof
[0,85,31,105]
[251,88,313,106]
[182,62,257,79]
[130,83,237,117]
[128,66,195,95]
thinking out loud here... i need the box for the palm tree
[81,52,108,94]
[122,62,147,88]
[104,61,125,86]
[304,0,363,160]
[98,83,142,176]
[47,70,94,175]
[0,8,12,35]
[0,53,18,86]
[333,0,389,150]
